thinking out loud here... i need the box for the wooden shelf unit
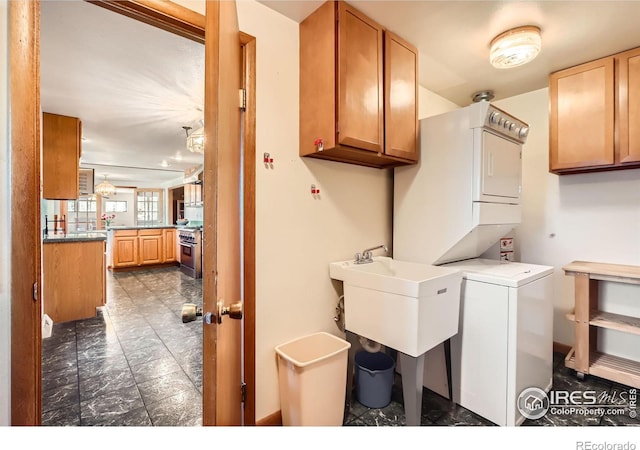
[563,260,640,388]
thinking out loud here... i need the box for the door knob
[216,299,243,324]
[203,300,243,325]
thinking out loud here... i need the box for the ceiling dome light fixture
[95,175,116,198]
[490,25,541,69]
[183,125,204,154]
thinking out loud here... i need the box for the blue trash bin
[355,351,395,408]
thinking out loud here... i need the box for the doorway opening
[10,0,256,426]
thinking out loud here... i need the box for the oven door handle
[179,242,196,248]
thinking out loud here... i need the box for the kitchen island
[108,225,178,270]
[43,233,106,323]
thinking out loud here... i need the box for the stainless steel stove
[178,227,202,278]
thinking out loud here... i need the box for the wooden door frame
[9,0,257,425]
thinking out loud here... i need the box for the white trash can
[275,332,351,426]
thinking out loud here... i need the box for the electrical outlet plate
[500,238,514,252]
[500,251,513,262]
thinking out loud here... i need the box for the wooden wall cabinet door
[163,228,177,262]
[184,183,193,206]
[550,45,640,174]
[43,112,82,199]
[299,0,418,169]
[337,1,384,154]
[184,183,203,207]
[549,57,615,173]
[618,47,640,164]
[384,31,419,161]
[113,235,138,268]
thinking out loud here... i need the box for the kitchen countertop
[107,225,177,230]
[43,233,107,243]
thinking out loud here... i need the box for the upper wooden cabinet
[43,112,82,199]
[184,182,202,207]
[618,47,640,164]
[299,1,418,169]
[549,46,640,174]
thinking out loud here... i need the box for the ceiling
[41,1,640,187]
[41,0,205,189]
[259,0,640,106]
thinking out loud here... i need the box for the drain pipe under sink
[358,336,382,353]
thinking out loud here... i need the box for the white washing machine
[443,258,554,426]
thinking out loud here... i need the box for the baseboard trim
[256,410,282,426]
[553,341,572,355]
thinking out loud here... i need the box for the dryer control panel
[484,105,529,143]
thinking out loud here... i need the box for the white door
[479,131,521,202]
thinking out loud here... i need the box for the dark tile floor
[42,266,638,427]
[345,352,639,426]
[42,266,203,426]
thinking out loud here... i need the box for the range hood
[183,165,203,184]
[394,102,527,266]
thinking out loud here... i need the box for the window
[67,196,98,232]
[136,189,163,226]
[104,200,128,213]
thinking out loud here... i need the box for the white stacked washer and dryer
[393,100,554,426]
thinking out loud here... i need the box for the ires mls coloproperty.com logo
[517,386,637,420]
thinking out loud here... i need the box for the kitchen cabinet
[618,47,640,164]
[549,46,640,174]
[138,229,163,265]
[563,261,640,388]
[112,230,138,268]
[111,227,178,269]
[43,239,105,323]
[163,228,177,262]
[42,112,82,199]
[299,0,418,169]
[184,182,202,207]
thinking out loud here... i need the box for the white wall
[418,86,460,118]
[0,0,11,426]
[494,89,640,357]
[237,0,397,421]
[171,0,390,421]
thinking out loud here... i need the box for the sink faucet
[355,244,388,264]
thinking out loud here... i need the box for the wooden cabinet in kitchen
[111,227,179,269]
[42,112,82,199]
[112,229,138,268]
[163,228,177,262]
[299,0,418,169]
[184,182,202,207]
[549,46,640,174]
[43,239,105,323]
[138,229,163,265]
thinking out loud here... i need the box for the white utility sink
[330,256,462,357]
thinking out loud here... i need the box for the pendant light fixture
[95,175,116,197]
[183,125,205,154]
[490,25,541,69]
